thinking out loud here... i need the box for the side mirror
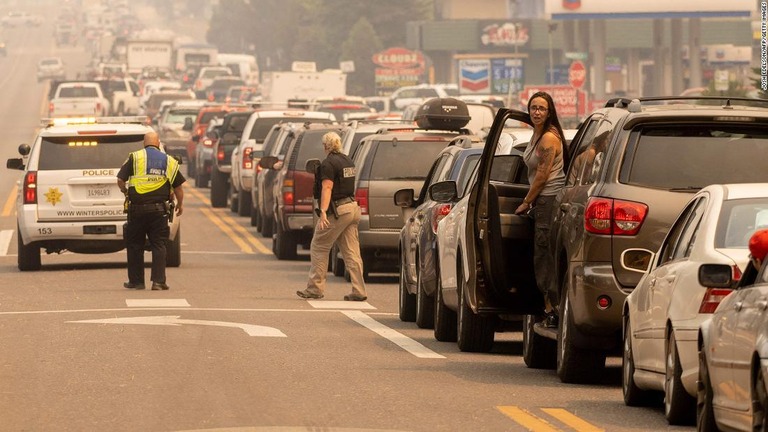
[305,158,321,174]
[18,144,31,156]
[393,188,415,208]
[699,264,734,288]
[259,155,280,169]
[6,158,24,170]
[429,181,458,203]
[620,249,654,273]
[172,155,182,165]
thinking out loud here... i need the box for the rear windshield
[210,79,245,89]
[59,86,98,98]
[199,110,224,124]
[165,110,198,124]
[624,125,768,189]
[149,94,193,109]
[41,59,60,66]
[248,117,333,143]
[201,69,230,79]
[369,140,448,180]
[716,198,768,249]
[223,115,251,133]
[38,135,145,170]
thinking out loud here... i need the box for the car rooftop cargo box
[414,97,470,131]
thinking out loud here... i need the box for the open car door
[465,108,544,314]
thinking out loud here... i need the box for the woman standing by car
[514,91,567,328]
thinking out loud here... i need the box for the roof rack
[605,96,768,110]
[41,116,150,127]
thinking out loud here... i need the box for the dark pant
[125,210,169,284]
[533,195,557,308]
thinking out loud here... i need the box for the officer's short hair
[322,132,342,153]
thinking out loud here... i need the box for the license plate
[87,187,111,198]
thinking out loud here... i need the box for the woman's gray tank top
[523,129,565,197]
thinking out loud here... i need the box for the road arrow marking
[68,316,286,337]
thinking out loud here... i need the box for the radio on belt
[414,97,470,131]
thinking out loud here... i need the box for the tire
[753,364,768,431]
[250,203,260,227]
[237,188,252,217]
[273,223,297,260]
[229,184,239,213]
[332,244,345,277]
[166,228,181,268]
[260,208,274,237]
[556,288,606,383]
[187,159,196,179]
[456,263,495,353]
[623,318,655,406]
[398,253,416,322]
[195,170,209,189]
[433,269,457,342]
[17,228,41,271]
[665,330,696,425]
[415,253,435,329]
[697,350,719,432]
[523,314,556,369]
[210,168,228,208]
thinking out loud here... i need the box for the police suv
[6,117,181,271]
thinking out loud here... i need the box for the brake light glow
[282,178,294,206]
[432,203,453,233]
[216,147,225,161]
[48,102,54,115]
[23,171,37,204]
[699,288,734,313]
[584,197,648,236]
[243,148,252,170]
[355,188,369,215]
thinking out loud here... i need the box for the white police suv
[5,117,181,271]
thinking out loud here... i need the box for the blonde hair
[322,132,342,153]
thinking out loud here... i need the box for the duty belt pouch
[329,200,339,219]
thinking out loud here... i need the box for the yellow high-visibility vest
[127,148,179,194]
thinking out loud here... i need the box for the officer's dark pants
[532,195,558,309]
[125,210,169,284]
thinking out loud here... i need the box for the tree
[340,17,383,96]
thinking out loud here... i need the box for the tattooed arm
[515,131,560,214]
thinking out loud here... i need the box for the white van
[217,53,259,86]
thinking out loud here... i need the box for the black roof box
[414,97,470,131]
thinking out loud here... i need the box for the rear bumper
[285,213,313,231]
[568,261,627,345]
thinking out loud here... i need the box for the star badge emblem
[44,187,63,206]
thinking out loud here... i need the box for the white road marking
[308,300,376,310]
[342,310,446,359]
[126,299,190,308]
[68,315,286,337]
[0,230,13,256]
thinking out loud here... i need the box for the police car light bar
[42,116,151,127]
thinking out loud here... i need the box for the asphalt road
[0,5,697,432]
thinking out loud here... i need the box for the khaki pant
[306,202,366,296]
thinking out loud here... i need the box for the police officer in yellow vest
[117,132,185,290]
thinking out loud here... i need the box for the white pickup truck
[48,82,110,118]
[100,78,141,116]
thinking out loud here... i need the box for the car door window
[658,201,698,266]
[578,122,613,186]
[566,118,600,186]
[672,198,707,260]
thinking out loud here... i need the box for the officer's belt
[334,197,354,206]
[129,202,167,214]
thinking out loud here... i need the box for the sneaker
[296,290,323,299]
[544,312,559,329]
[123,282,145,290]
[343,293,367,301]
[151,282,170,290]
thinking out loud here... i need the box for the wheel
[331,244,345,277]
[260,207,274,237]
[116,102,125,116]
[195,170,209,188]
[456,262,495,353]
[523,314,556,369]
[398,252,416,322]
[166,228,181,268]
[623,317,655,405]
[273,223,297,260]
[665,330,696,425]
[556,287,606,383]
[250,202,260,227]
[237,188,252,217]
[210,167,228,208]
[188,157,197,178]
[229,184,239,213]
[754,364,768,431]
[433,268,457,342]
[17,227,41,271]
[415,253,435,329]
[697,350,719,432]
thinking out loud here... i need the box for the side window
[671,198,707,261]
[658,202,698,266]
[129,81,140,94]
[566,118,600,186]
[428,154,451,186]
[579,121,613,186]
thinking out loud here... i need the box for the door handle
[758,299,768,311]
[648,278,656,288]
[734,301,743,312]
[560,203,571,212]
[665,275,677,283]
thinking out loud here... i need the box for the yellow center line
[2,184,18,217]
[186,187,271,255]
[541,408,604,432]
[198,207,253,254]
[497,406,560,432]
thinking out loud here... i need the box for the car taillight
[243,148,252,170]
[23,171,37,204]
[217,147,225,161]
[207,92,214,102]
[432,203,453,233]
[282,178,294,206]
[202,138,212,146]
[698,288,734,313]
[355,188,368,215]
[183,74,189,82]
[195,80,202,89]
[95,102,101,113]
[584,197,647,236]
[48,102,54,115]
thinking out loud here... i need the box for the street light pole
[548,22,557,85]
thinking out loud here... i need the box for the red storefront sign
[519,85,588,118]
